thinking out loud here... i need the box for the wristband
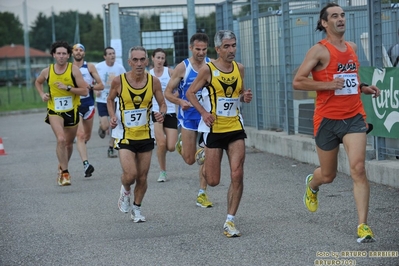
[359,83,369,93]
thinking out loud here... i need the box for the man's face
[216,38,236,63]
[129,50,148,74]
[53,47,70,65]
[104,49,116,66]
[325,6,346,34]
[72,47,85,62]
[190,40,208,63]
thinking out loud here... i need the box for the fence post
[368,0,385,160]
[251,0,263,130]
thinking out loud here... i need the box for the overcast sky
[1,0,219,26]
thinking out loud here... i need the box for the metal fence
[2,1,396,160]
[102,3,218,71]
[102,1,399,161]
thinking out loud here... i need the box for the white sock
[121,185,130,195]
[198,189,205,196]
[227,214,235,222]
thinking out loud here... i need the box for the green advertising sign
[360,67,399,139]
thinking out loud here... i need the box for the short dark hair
[50,41,71,55]
[190,33,209,46]
[316,3,340,32]
[103,46,115,56]
[152,48,168,66]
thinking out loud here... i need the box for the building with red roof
[0,44,52,85]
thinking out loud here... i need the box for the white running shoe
[131,205,146,223]
[157,171,167,182]
[195,147,205,165]
[118,185,131,213]
[223,221,241,238]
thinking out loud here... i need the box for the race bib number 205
[333,73,359,95]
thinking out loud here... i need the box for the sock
[198,189,205,196]
[108,146,113,151]
[310,187,319,194]
[121,185,130,195]
[83,160,89,166]
[227,214,235,223]
[62,169,69,174]
[133,202,141,207]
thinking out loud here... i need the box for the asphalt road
[0,111,398,266]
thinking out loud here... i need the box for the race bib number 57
[123,108,146,127]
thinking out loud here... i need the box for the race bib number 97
[216,97,239,117]
[333,73,359,95]
[123,108,146,128]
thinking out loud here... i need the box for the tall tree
[30,12,53,52]
[80,14,103,50]
[0,12,24,46]
[81,14,104,61]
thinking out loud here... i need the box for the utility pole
[187,0,196,57]
[51,7,56,42]
[23,0,31,90]
[74,12,80,44]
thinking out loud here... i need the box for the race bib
[216,97,239,117]
[123,108,147,128]
[54,96,73,111]
[99,89,109,102]
[196,90,203,103]
[333,73,359,95]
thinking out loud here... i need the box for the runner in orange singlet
[293,3,380,243]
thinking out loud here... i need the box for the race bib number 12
[54,96,73,111]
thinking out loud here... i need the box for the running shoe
[357,223,376,243]
[157,171,167,182]
[61,173,71,186]
[175,133,182,155]
[223,221,241,238]
[196,193,213,208]
[84,163,94,177]
[304,174,318,212]
[98,127,106,139]
[195,147,205,165]
[118,185,131,213]
[131,205,146,223]
[57,165,62,186]
[108,148,117,158]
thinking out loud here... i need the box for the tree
[140,13,161,31]
[29,11,103,57]
[0,12,24,46]
[81,14,104,62]
[29,12,53,52]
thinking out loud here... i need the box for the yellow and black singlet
[199,61,244,133]
[114,72,154,143]
[47,62,79,112]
